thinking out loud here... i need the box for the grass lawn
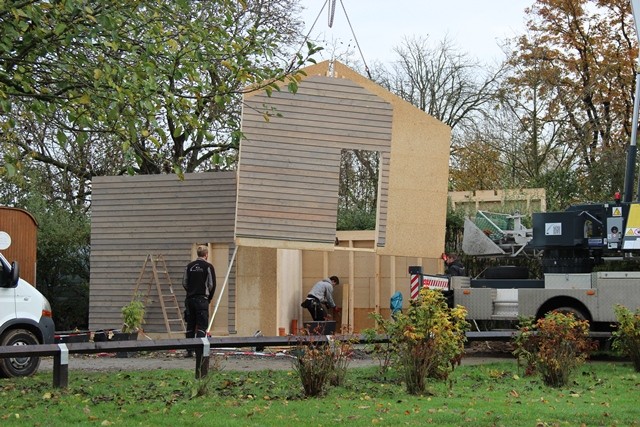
[1,360,639,426]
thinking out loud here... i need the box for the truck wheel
[0,329,41,378]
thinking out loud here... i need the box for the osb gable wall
[234,61,451,335]
[0,207,38,285]
[321,62,451,259]
[238,60,450,259]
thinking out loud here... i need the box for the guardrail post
[53,343,69,388]
[195,337,210,379]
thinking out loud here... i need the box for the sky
[299,0,533,65]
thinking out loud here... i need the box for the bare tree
[382,36,504,154]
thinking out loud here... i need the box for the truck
[0,232,55,377]
[408,0,640,331]
[411,199,640,331]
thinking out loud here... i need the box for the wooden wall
[89,172,237,335]
[236,74,392,250]
[449,188,547,215]
[88,61,451,336]
[324,62,452,259]
[298,247,436,333]
[0,207,38,285]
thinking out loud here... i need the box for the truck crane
[410,0,640,331]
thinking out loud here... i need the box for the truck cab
[0,252,55,377]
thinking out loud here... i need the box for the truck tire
[0,329,41,378]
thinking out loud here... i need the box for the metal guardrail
[0,334,370,388]
[0,330,612,389]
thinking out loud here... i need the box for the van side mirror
[10,261,19,287]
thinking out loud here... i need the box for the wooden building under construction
[88,61,451,337]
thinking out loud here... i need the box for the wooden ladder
[133,254,186,338]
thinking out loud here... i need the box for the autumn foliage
[370,288,469,395]
[612,305,640,372]
[291,333,355,397]
[514,311,596,387]
[506,0,637,203]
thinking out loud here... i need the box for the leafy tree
[449,138,505,191]
[496,54,580,195]
[1,0,319,204]
[34,203,90,331]
[337,150,378,230]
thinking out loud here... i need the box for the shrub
[328,336,355,387]
[612,305,640,371]
[291,334,354,397]
[121,297,145,333]
[370,288,469,395]
[513,311,596,387]
[362,323,395,380]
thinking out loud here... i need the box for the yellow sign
[623,204,640,249]
[613,207,622,217]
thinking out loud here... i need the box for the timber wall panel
[0,207,38,285]
[237,75,392,248]
[89,172,237,334]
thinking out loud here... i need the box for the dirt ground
[39,341,515,373]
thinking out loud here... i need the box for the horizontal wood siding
[89,172,237,334]
[237,75,392,246]
[377,153,389,247]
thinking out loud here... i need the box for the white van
[0,251,55,377]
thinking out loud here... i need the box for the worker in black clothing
[444,253,466,276]
[182,245,216,356]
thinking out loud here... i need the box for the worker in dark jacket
[182,245,216,356]
[444,253,466,276]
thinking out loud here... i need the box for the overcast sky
[299,0,532,65]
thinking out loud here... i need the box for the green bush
[612,305,640,371]
[370,288,469,395]
[121,297,145,333]
[514,312,596,387]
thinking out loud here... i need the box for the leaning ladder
[132,254,186,338]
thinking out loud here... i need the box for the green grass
[1,361,639,426]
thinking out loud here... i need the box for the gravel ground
[39,342,515,373]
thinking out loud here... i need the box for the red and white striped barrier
[410,273,449,299]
